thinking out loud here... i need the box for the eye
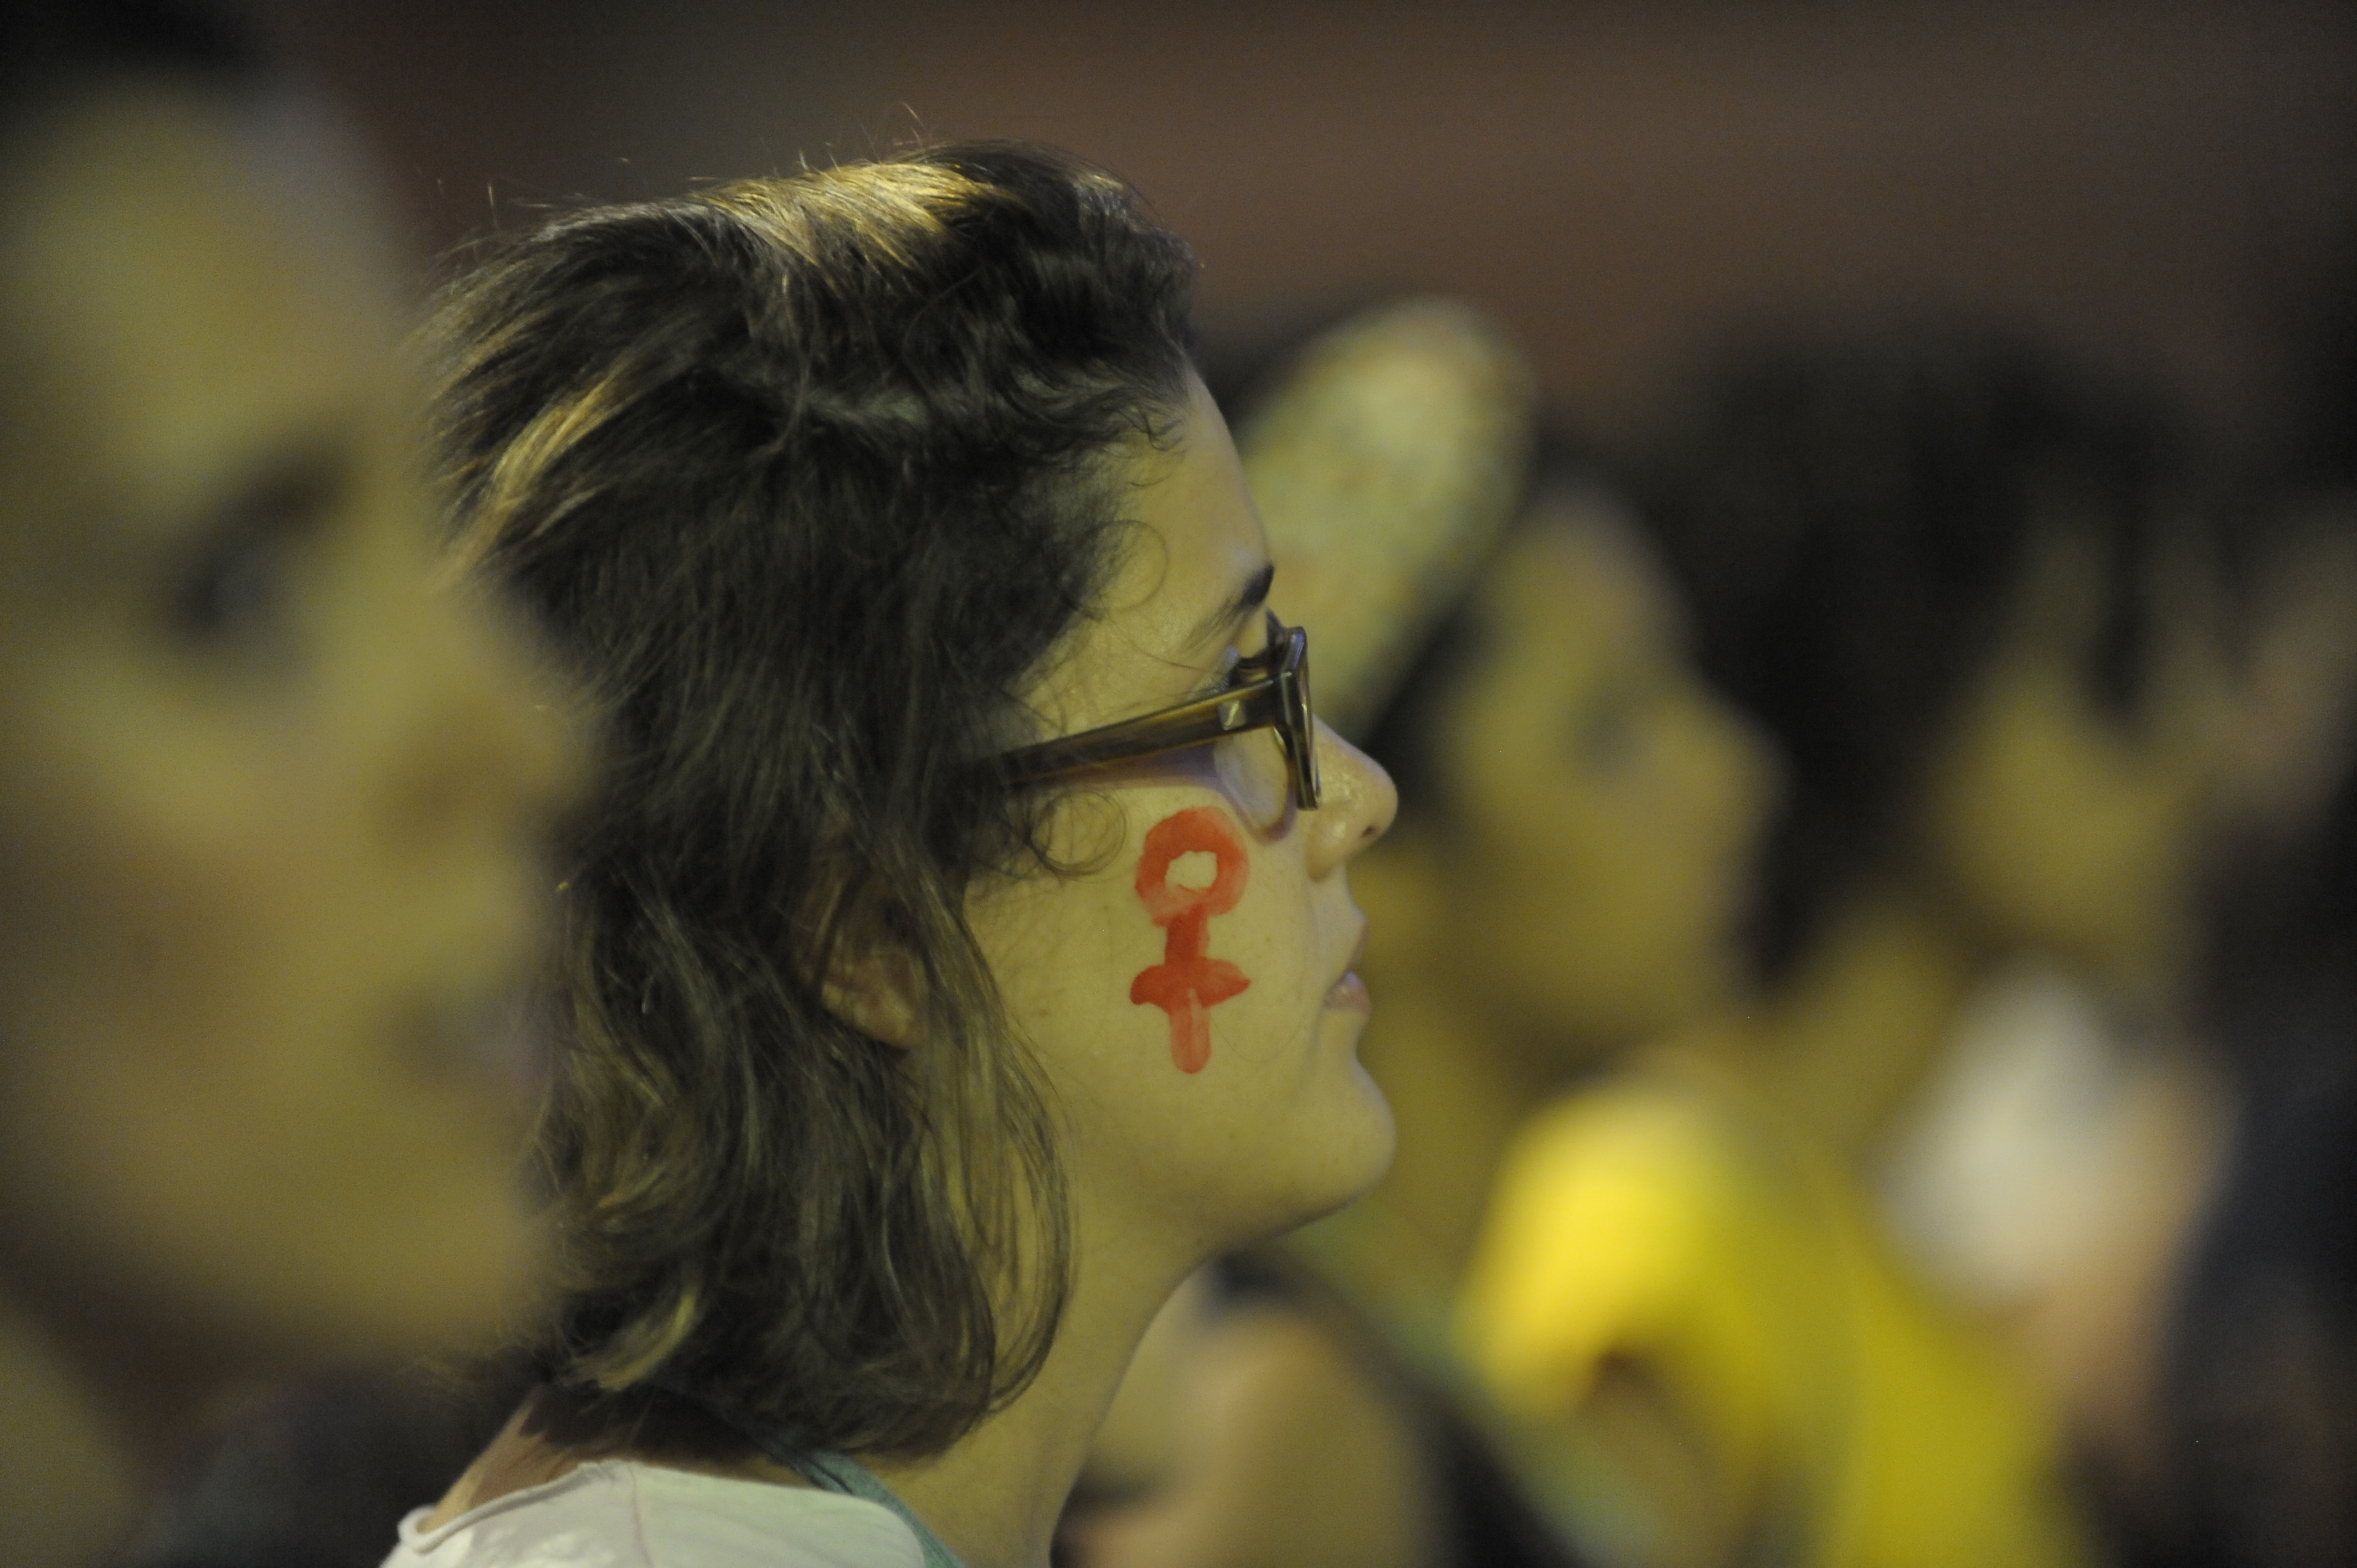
[1198,646,1249,697]
[166,451,343,656]
[175,528,292,647]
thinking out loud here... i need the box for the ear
[819,919,928,1048]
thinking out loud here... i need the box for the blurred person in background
[1643,321,2219,1167]
[0,2,584,1564]
[1057,298,1775,1568]
[1457,320,2275,1568]
[2149,685,2357,1568]
[2121,347,2357,1568]
[391,143,1397,1568]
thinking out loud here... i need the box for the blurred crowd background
[24,2,2357,1566]
[265,0,2356,473]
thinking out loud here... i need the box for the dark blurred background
[261,0,2357,472]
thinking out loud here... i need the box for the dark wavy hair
[420,143,1198,1457]
[1636,319,2181,979]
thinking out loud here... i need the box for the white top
[383,1459,924,1568]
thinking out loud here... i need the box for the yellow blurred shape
[1457,1055,2092,1568]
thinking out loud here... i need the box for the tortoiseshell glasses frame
[997,611,1321,812]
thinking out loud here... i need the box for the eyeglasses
[997,611,1321,818]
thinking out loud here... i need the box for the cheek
[989,798,1325,1106]
[3,716,329,1187]
[0,685,538,1353]
[1129,807,1257,1074]
[2,699,354,1045]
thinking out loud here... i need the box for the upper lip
[1331,922,1368,991]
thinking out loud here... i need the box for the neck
[1748,884,1985,1158]
[871,1229,1190,1568]
[0,1283,153,1568]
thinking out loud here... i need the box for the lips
[395,963,549,1104]
[1325,971,1371,1015]
[1324,925,1371,1015]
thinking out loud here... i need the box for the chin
[1280,1058,1397,1234]
[1340,1072,1398,1201]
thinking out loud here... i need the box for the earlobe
[822,943,927,1048]
[802,872,928,1048]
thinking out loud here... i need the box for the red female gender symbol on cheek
[1128,806,1251,1074]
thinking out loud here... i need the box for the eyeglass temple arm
[1000,682,1284,785]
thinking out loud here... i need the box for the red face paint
[1129,807,1251,1073]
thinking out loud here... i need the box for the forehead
[1031,377,1272,728]
[0,86,397,537]
[1112,377,1272,627]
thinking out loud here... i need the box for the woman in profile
[397,145,1398,1567]
[0,4,583,1565]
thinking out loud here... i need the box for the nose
[1305,719,1397,879]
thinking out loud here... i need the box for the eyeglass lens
[1211,725,1295,834]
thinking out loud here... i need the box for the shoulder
[383,1461,924,1568]
[632,1466,924,1568]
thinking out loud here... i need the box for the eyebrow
[1183,560,1275,652]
